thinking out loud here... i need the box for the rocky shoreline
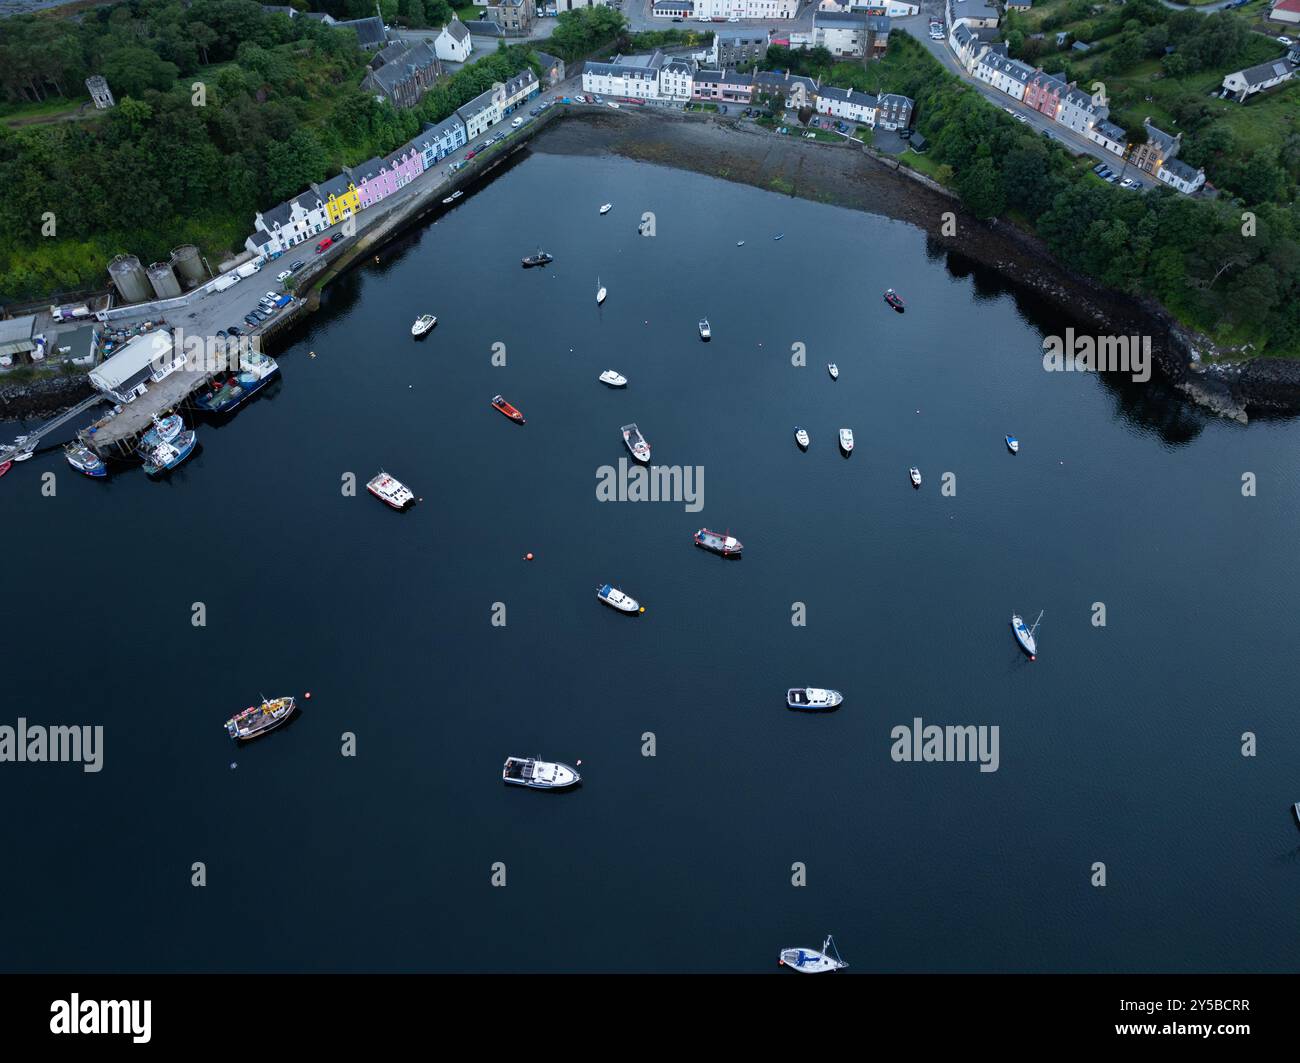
[533,109,1298,423]
[0,371,93,422]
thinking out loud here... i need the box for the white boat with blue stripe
[780,934,847,973]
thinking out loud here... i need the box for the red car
[465,149,478,159]
[315,237,333,253]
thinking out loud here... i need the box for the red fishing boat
[0,459,11,478]
[491,395,525,423]
[883,288,905,311]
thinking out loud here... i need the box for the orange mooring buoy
[304,692,312,700]
[524,552,535,561]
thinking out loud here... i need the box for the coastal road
[622,0,819,34]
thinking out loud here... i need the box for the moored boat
[64,442,107,479]
[195,353,279,415]
[0,459,10,478]
[794,427,809,449]
[779,935,848,973]
[521,249,553,267]
[1011,610,1043,660]
[773,233,784,241]
[596,276,607,305]
[152,413,183,442]
[411,313,437,337]
[621,422,650,463]
[503,756,581,790]
[225,696,296,741]
[787,687,844,710]
[1293,802,1300,829]
[828,363,839,380]
[492,395,525,423]
[139,428,196,476]
[599,370,627,387]
[11,444,35,462]
[698,319,711,341]
[441,190,463,204]
[839,428,854,453]
[367,471,415,509]
[597,583,642,613]
[599,203,612,215]
[1006,434,1019,454]
[884,288,905,311]
[909,467,922,487]
[694,528,742,557]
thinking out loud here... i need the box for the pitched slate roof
[752,69,820,95]
[457,86,500,121]
[444,18,471,42]
[819,84,876,109]
[1161,158,1201,183]
[1142,118,1179,153]
[316,173,354,199]
[1234,58,1296,86]
[337,15,387,48]
[504,67,538,96]
[421,113,465,144]
[465,19,504,35]
[259,199,295,229]
[1093,118,1126,142]
[349,156,386,184]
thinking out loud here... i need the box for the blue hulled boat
[195,354,279,415]
[64,442,107,479]
[139,427,197,476]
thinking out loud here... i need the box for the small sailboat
[698,319,711,341]
[1005,435,1019,454]
[152,413,183,442]
[596,276,606,305]
[621,423,650,463]
[492,395,526,424]
[599,370,627,387]
[596,583,642,613]
[828,363,838,380]
[884,288,905,311]
[838,428,854,453]
[366,471,415,509]
[779,935,847,973]
[599,203,612,215]
[1011,610,1043,660]
[64,442,107,479]
[787,688,843,710]
[909,467,922,487]
[503,756,581,790]
[794,427,809,449]
[411,313,437,337]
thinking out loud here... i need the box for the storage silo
[147,260,182,300]
[170,244,206,288]
[108,254,152,304]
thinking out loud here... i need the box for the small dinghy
[698,319,711,341]
[599,370,627,387]
[1292,802,1300,829]
[737,240,745,246]
[65,442,107,479]
[794,427,809,449]
[780,934,848,973]
[1011,609,1043,660]
[787,687,844,710]
[828,363,838,380]
[839,428,854,453]
[883,288,905,311]
[596,583,642,613]
[596,276,607,304]
[909,467,921,487]
[411,313,437,337]
[773,233,784,241]
[599,203,612,215]
[503,756,581,790]
[1005,435,1019,454]
[441,190,463,204]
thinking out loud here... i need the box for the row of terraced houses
[947,11,1205,194]
[244,68,545,256]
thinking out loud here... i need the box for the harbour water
[4,149,1299,972]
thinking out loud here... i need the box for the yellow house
[318,172,360,225]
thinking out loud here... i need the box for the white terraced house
[659,57,698,102]
[1055,85,1108,137]
[1087,118,1127,157]
[974,48,1034,101]
[1157,158,1206,195]
[691,0,798,17]
[816,84,877,124]
[457,84,505,138]
[582,51,667,100]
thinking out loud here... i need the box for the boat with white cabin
[152,413,183,442]
[1006,435,1019,453]
[698,319,711,341]
[909,467,922,487]
[779,935,848,973]
[225,696,296,741]
[596,583,642,613]
[411,314,437,337]
[599,370,627,387]
[828,363,839,380]
[1011,610,1043,660]
[839,428,854,453]
[794,427,809,449]
[64,442,107,479]
[596,277,606,304]
[599,203,612,215]
[621,423,650,463]
[367,471,415,510]
[503,756,581,790]
[787,687,844,710]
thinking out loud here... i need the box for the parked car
[1014,113,1028,123]
[244,314,259,326]
[1278,36,1293,46]
[719,105,727,114]
[316,237,333,253]
[290,259,305,272]
[529,107,540,116]
[227,325,242,337]
[215,329,228,339]
[276,270,291,282]
[1120,177,1134,189]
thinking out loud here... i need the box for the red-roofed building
[1270,0,1300,24]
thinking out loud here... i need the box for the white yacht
[779,935,848,973]
[794,427,809,449]
[596,277,606,304]
[698,319,711,341]
[787,687,844,710]
[366,471,415,510]
[503,756,581,790]
[828,363,839,380]
[621,423,650,463]
[599,370,627,387]
[597,583,642,613]
[839,428,854,453]
[411,314,437,337]
[1012,610,1043,660]
[599,203,612,215]
[909,467,922,487]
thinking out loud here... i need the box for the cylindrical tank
[170,244,206,288]
[107,254,152,304]
[147,261,182,300]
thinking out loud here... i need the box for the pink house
[352,143,425,210]
[1023,70,1068,119]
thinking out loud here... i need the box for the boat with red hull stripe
[492,395,525,423]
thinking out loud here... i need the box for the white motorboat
[10,444,34,462]
[787,687,844,710]
[794,427,809,449]
[1006,434,1019,453]
[909,467,922,487]
[839,428,854,453]
[411,314,437,337]
[621,423,650,463]
[503,756,581,790]
[596,583,642,613]
[367,471,415,510]
[596,276,606,304]
[698,319,711,341]
[599,203,612,214]
[780,935,848,973]
[1011,610,1043,660]
[441,190,463,204]
[599,370,627,387]
[828,363,839,380]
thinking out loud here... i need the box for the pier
[79,370,213,457]
[1,392,111,459]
